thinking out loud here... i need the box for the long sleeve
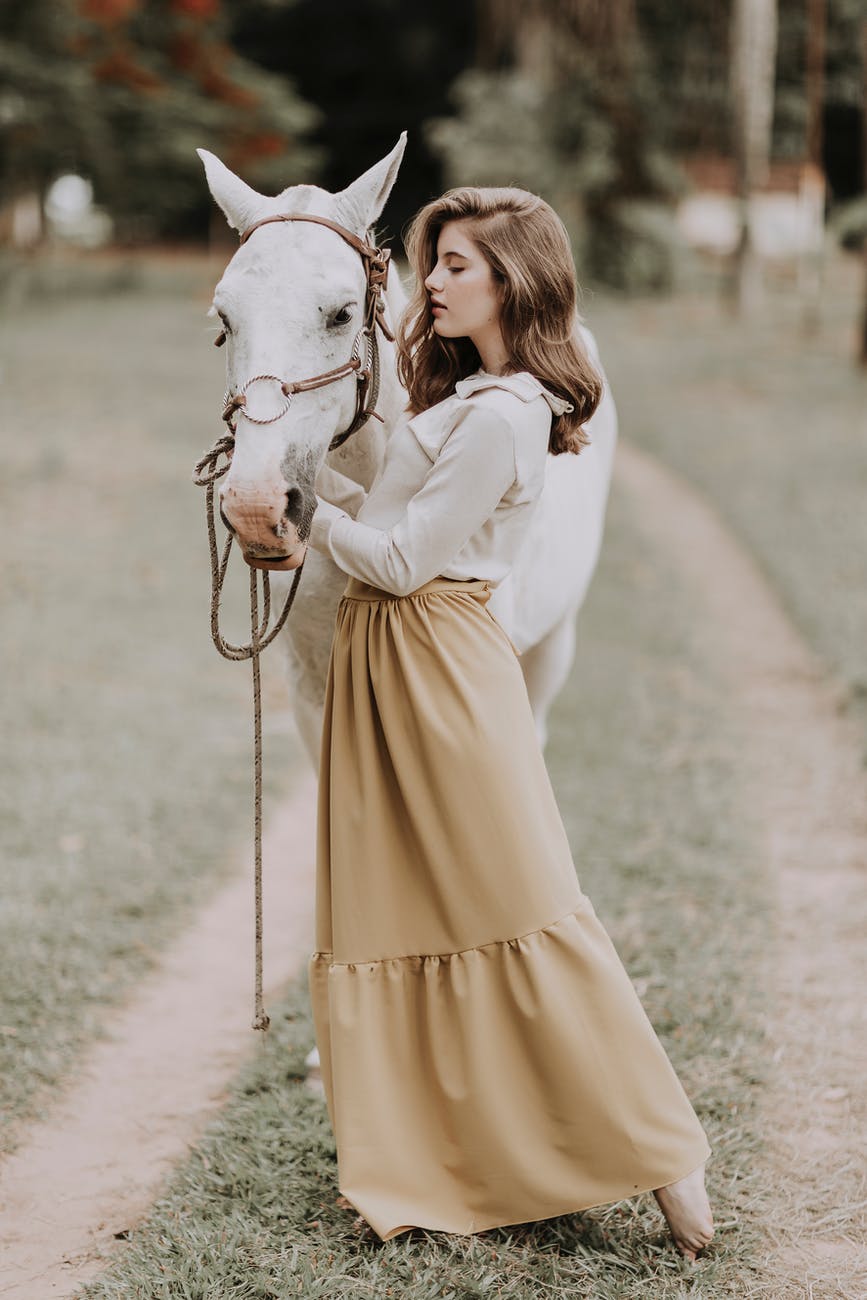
[314,464,369,519]
[308,405,518,596]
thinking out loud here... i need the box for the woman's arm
[308,406,517,596]
[314,464,368,519]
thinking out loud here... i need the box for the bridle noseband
[216,211,394,452]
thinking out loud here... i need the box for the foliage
[426,70,559,197]
[426,15,686,292]
[427,0,865,289]
[640,0,863,161]
[2,0,863,245]
[0,0,321,238]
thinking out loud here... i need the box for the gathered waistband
[342,576,491,602]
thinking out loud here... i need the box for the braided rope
[193,433,305,1031]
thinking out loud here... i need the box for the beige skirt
[309,574,710,1241]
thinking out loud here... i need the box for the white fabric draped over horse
[197,133,618,762]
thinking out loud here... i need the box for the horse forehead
[221,208,366,295]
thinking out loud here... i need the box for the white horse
[198,133,618,762]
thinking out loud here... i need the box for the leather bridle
[216,212,394,452]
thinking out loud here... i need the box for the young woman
[305,186,714,1259]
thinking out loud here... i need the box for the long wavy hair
[396,186,603,454]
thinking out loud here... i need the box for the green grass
[0,275,303,1148]
[78,485,769,1299]
[588,248,867,739]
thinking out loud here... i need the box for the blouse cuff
[309,496,349,551]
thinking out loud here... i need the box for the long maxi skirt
[309,575,711,1241]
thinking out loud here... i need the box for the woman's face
[423,221,503,345]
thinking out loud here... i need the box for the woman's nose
[424,267,442,292]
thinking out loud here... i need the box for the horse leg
[519,609,578,751]
[285,660,327,1088]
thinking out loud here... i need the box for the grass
[78,484,770,1298]
[0,272,304,1149]
[587,247,867,741]
[5,245,864,1293]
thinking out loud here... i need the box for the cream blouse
[309,371,573,597]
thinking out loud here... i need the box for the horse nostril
[285,487,304,527]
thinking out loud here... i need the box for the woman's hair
[396,186,603,454]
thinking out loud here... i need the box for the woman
[305,186,714,1259]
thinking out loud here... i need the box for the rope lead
[192,210,391,1031]
[193,434,305,1031]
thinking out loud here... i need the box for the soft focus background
[1,3,866,1299]
[1,0,865,290]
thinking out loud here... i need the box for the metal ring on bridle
[236,374,293,425]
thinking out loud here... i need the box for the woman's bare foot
[653,1163,714,1262]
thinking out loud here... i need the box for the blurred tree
[0,0,320,240]
[822,0,867,202]
[860,17,867,366]
[427,0,684,290]
[640,0,862,193]
[427,0,865,293]
[729,0,778,312]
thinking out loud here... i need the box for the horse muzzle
[245,547,307,572]
[219,479,310,569]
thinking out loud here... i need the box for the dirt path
[1,442,864,1299]
[0,774,318,1300]
[617,442,867,1299]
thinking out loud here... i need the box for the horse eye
[330,305,354,328]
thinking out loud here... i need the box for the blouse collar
[454,370,574,416]
[407,368,573,462]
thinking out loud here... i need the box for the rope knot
[192,434,235,486]
[222,392,246,431]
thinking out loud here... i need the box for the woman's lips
[431,304,446,314]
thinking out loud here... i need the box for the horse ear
[197,149,266,235]
[334,131,407,234]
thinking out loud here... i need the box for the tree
[729,0,779,312]
[0,0,320,240]
[426,0,685,290]
[860,17,867,367]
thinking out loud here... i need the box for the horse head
[198,133,407,569]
